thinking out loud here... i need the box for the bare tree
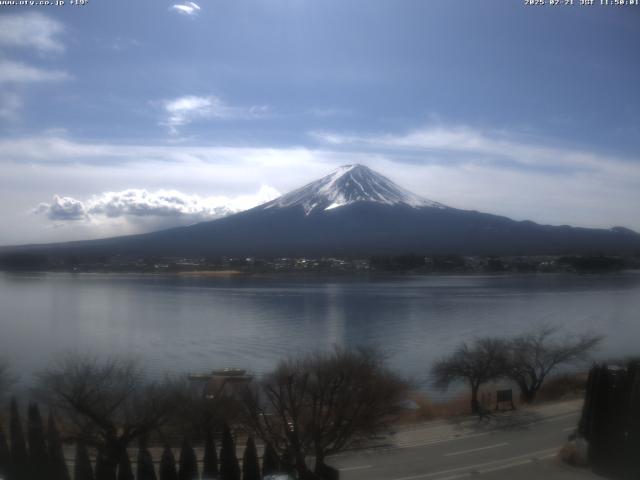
[431,337,508,415]
[505,326,602,403]
[37,355,182,479]
[241,347,408,479]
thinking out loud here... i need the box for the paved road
[328,401,603,480]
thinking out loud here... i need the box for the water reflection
[1,271,639,398]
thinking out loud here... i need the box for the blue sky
[1,0,639,244]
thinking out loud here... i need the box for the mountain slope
[4,164,640,257]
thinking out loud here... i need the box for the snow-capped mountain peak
[261,164,445,215]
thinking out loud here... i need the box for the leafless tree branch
[241,346,408,478]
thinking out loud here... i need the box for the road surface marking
[435,453,557,480]
[389,446,560,480]
[339,465,372,471]
[443,442,508,457]
[397,432,491,449]
[475,452,557,475]
[333,411,579,457]
[396,411,579,449]
[538,412,580,423]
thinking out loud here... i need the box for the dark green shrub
[27,403,48,479]
[74,441,94,480]
[219,424,240,480]
[159,446,178,480]
[48,414,71,480]
[242,436,260,480]
[136,438,157,480]
[9,399,28,480]
[178,439,199,480]
[117,449,134,480]
[202,430,219,479]
[261,443,279,477]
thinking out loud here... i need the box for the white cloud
[34,186,281,224]
[0,59,70,84]
[162,95,269,133]
[0,12,64,53]
[35,195,87,221]
[164,96,223,129]
[171,2,201,16]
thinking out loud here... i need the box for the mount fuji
[5,164,640,257]
[260,164,445,214]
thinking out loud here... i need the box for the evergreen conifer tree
[74,441,95,480]
[242,437,260,480]
[27,403,48,479]
[48,413,71,480]
[159,446,178,480]
[219,424,240,480]
[178,438,199,480]
[94,450,109,480]
[136,438,157,480]
[117,448,134,480]
[202,430,219,480]
[261,443,279,478]
[279,448,296,478]
[9,399,28,480]
[0,424,10,480]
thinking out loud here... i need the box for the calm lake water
[1,271,639,397]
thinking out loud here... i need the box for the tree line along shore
[1,251,639,274]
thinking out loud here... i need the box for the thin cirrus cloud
[0,92,22,120]
[171,1,201,16]
[0,12,64,53]
[161,95,269,133]
[311,125,640,178]
[0,12,68,120]
[0,59,70,84]
[35,187,281,223]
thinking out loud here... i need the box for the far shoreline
[177,269,244,277]
[1,268,639,279]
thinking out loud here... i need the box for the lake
[1,271,639,398]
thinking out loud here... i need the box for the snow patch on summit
[261,164,446,215]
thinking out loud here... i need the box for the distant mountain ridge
[3,164,640,257]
